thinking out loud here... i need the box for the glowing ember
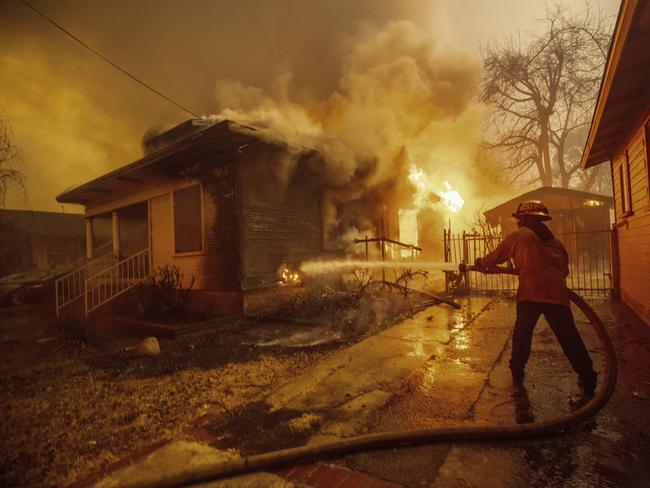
[278,266,303,287]
[440,181,464,213]
[583,199,603,207]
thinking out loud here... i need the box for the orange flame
[408,164,464,213]
[278,266,303,287]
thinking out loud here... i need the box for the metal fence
[443,229,613,296]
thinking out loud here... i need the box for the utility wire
[20,0,199,118]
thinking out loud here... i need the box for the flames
[408,164,464,213]
[439,181,464,213]
[278,266,303,287]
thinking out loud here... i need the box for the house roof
[0,209,84,237]
[56,119,264,205]
[484,186,613,221]
[581,0,650,169]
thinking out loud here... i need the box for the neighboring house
[581,0,650,325]
[484,186,613,236]
[56,119,326,316]
[0,209,85,276]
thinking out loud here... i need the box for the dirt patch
[0,321,336,487]
[204,401,317,455]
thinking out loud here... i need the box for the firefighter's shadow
[512,386,536,424]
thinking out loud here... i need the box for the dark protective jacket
[480,226,570,306]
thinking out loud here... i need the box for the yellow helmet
[512,200,552,221]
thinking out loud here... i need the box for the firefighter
[475,200,598,397]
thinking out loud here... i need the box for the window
[173,185,203,254]
[618,151,633,217]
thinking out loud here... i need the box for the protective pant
[509,301,596,388]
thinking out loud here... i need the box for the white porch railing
[84,248,150,316]
[55,241,114,318]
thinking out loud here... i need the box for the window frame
[171,183,205,256]
[618,150,633,219]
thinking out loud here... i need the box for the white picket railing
[55,241,114,318]
[84,248,150,316]
[55,266,87,316]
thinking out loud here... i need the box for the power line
[20,0,199,118]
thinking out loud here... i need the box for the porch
[55,200,151,319]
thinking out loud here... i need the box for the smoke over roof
[208,20,501,234]
[0,0,516,220]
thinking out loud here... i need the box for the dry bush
[350,268,372,290]
[392,268,428,296]
[134,265,195,319]
[52,316,97,346]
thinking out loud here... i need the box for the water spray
[300,259,460,275]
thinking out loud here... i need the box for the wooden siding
[628,133,649,210]
[201,173,241,291]
[238,147,323,290]
[613,120,650,325]
[149,173,241,291]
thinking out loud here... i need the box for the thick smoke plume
[209,21,503,243]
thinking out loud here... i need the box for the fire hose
[125,265,617,488]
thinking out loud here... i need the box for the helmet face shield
[512,200,552,221]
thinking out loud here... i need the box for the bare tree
[0,116,24,208]
[481,2,612,191]
[0,116,26,270]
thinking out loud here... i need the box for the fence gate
[443,229,613,296]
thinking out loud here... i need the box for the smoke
[0,0,615,214]
[141,123,172,155]
[209,20,503,240]
[0,36,171,211]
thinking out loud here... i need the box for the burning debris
[277,266,303,287]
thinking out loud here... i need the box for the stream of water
[299,259,460,275]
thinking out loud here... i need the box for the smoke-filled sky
[0,0,620,219]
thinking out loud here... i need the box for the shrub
[134,265,194,319]
[53,316,96,346]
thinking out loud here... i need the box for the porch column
[85,218,94,259]
[112,211,121,259]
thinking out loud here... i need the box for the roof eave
[56,120,239,205]
[581,0,640,169]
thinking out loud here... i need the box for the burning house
[54,116,471,319]
[56,119,339,317]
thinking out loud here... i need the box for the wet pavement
[96,295,650,487]
[343,297,650,488]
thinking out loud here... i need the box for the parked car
[0,268,62,305]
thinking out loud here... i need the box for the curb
[276,463,403,488]
[71,439,171,488]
